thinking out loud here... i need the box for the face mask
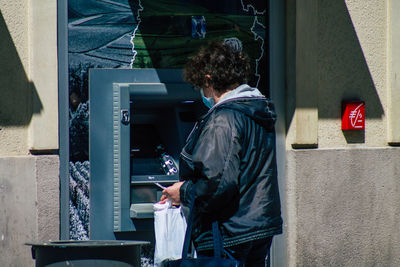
[200,89,215,109]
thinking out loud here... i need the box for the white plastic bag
[153,201,187,267]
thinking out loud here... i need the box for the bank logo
[342,101,365,130]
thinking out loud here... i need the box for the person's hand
[159,181,184,205]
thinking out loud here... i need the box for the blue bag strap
[212,221,223,258]
[181,183,225,259]
[181,184,196,259]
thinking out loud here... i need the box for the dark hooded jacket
[179,84,282,251]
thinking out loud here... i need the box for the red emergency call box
[342,101,365,130]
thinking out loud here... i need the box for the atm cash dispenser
[89,69,204,241]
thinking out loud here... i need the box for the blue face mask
[200,89,215,109]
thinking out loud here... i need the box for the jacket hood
[212,84,276,130]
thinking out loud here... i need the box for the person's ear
[204,74,212,88]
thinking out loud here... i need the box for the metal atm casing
[89,69,203,241]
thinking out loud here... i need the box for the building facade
[280,0,400,266]
[0,0,399,266]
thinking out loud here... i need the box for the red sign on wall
[342,101,365,130]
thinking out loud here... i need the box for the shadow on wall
[286,1,384,142]
[0,11,42,127]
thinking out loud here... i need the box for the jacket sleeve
[180,111,242,219]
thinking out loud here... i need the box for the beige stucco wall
[28,0,59,151]
[0,0,58,155]
[0,1,60,266]
[388,0,400,144]
[319,0,387,148]
[0,1,30,155]
[0,2,29,69]
[286,0,390,149]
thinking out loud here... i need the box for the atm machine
[89,68,205,242]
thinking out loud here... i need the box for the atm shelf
[130,203,154,219]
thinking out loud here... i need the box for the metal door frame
[57,0,69,240]
[269,0,287,266]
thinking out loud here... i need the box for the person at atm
[160,38,282,266]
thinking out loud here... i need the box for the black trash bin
[26,240,150,267]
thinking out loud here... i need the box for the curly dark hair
[183,40,251,93]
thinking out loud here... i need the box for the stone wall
[0,156,59,266]
[287,148,400,266]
